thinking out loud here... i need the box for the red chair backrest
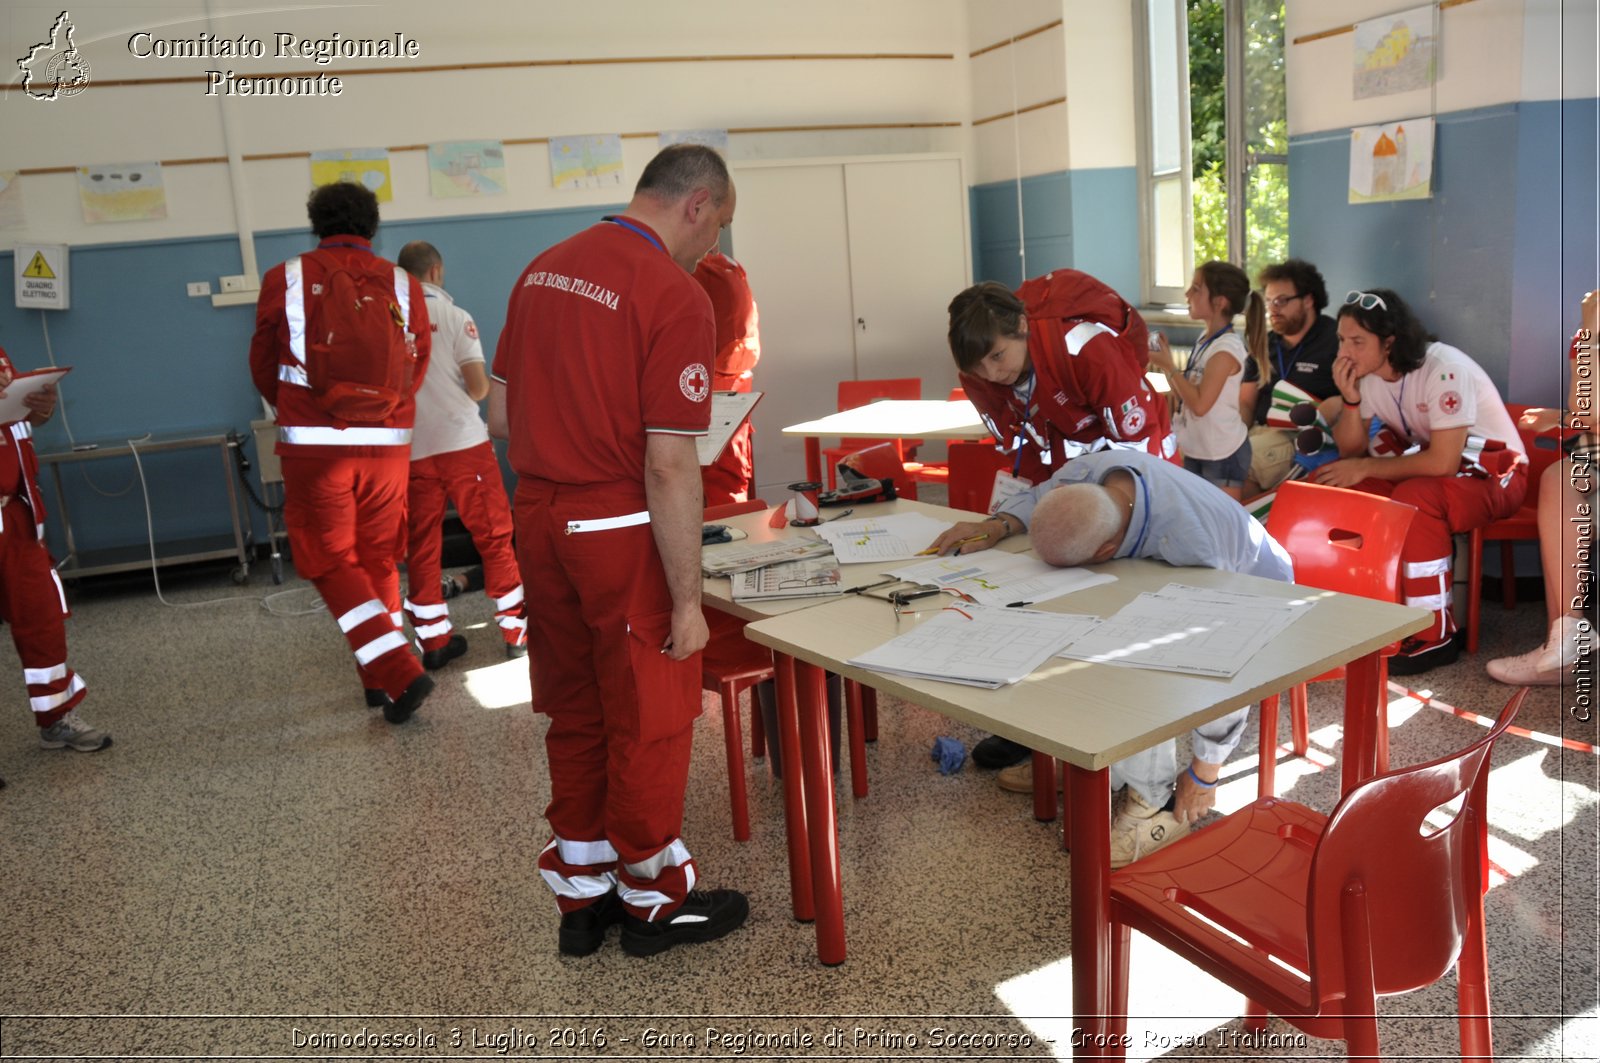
[1265,480,1417,603]
[837,378,922,451]
[1307,689,1525,1004]
[1503,403,1572,486]
[947,387,967,401]
[945,442,1011,514]
[705,498,769,521]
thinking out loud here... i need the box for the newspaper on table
[1054,582,1313,678]
[730,557,844,602]
[701,535,834,577]
[812,512,953,564]
[848,602,1103,688]
[887,550,1115,607]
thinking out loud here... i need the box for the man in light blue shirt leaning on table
[926,449,1293,867]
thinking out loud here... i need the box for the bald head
[1028,483,1125,567]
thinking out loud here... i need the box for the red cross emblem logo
[680,363,710,401]
[1439,390,1462,415]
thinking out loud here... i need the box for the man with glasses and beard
[1241,259,1341,498]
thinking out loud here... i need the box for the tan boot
[1109,787,1190,869]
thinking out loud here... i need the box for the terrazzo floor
[0,552,1595,1061]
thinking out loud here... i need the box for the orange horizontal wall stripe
[970,19,1063,59]
[1292,0,1477,45]
[972,96,1066,127]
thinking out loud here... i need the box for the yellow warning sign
[23,252,54,279]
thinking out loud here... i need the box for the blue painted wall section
[0,202,619,561]
[969,167,1141,300]
[1289,100,1597,405]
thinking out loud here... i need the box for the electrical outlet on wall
[220,275,248,293]
[187,281,212,297]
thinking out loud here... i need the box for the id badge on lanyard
[988,471,1033,515]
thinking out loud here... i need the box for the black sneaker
[422,634,468,671]
[972,735,1032,769]
[558,891,625,957]
[439,574,463,601]
[384,673,434,724]
[364,688,390,710]
[620,889,749,957]
[1388,632,1463,677]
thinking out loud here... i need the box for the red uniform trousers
[404,442,525,651]
[0,498,85,727]
[1352,462,1526,647]
[701,422,754,508]
[281,454,424,699]
[515,477,702,921]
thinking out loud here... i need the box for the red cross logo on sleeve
[1439,390,1462,415]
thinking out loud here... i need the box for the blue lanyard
[1185,325,1234,382]
[605,216,665,253]
[1272,337,1288,383]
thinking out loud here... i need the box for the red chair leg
[1466,528,1483,655]
[1290,683,1310,756]
[861,686,879,741]
[1376,657,1391,775]
[1257,694,1279,799]
[749,687,767,758]
[844,680,868,799]
[1108,921,1132,1041]
[720,681,751,841]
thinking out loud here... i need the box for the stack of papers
[813,513,953,564]
[888,551,1116,607]
[1055,583,1312,678]
[702,536,834,576]
[731,557,844,602]
[849,603,1103,688]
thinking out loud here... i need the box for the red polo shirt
[493,218,713,485]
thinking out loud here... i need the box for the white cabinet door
[731,156,971,495]
[844,158,969,398]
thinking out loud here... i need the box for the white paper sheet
[0,367,69,426]
[888,550,1116,607]
[849,603,1103,688]
[696,391,762,466]
[1054,582,1313,678]
[730,557,844,602]
[813,513,953,564]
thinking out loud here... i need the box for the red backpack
[300,254,416,423]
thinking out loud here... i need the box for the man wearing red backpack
[249,181,434,723]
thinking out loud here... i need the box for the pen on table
[820,508,854,523]
[916,533,986,556]
[1005,600,1033,608]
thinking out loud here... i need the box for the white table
[742,557,1429,1051]
[782,399,988,482]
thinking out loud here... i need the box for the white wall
[2,0,968,249]
[1286,0,1529,136]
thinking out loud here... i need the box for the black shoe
[621,889,749,957]
[364,688,390,710]
[506,641,528,660]
[972,735,1032,769]
[558,891,625,957]
[422,634,468,671]
[1388,632,1463,677]
[384,673,434,724]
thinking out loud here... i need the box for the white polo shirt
[412,281,491,460]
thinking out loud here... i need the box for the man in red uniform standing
[694,251,761,506]
[249,182,435,723]
[0,350,104,754]
[489,144,749,958]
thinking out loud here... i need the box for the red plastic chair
[942,443,1011,514]
[701,498,774,841]
[1464,404,1577,654]
[910,387,983,492]
[1260,481,1418,798]
[819,378,922,487]
[839,442,919,500]
[1108,688,1525,1060]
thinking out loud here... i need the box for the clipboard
[0,367,70,426]
[697,390,763,466]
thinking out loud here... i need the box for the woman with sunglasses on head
[1313,288,1527,676]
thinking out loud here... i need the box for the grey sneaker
[39,712,112,752]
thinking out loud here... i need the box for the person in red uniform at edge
[1315,289,1527,676]
[249,182,436,724]
[395,241,527,666]
[0,349,105,757]
[488,144,749,958]
[949,272,1176,492]
[694,251,761,506]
